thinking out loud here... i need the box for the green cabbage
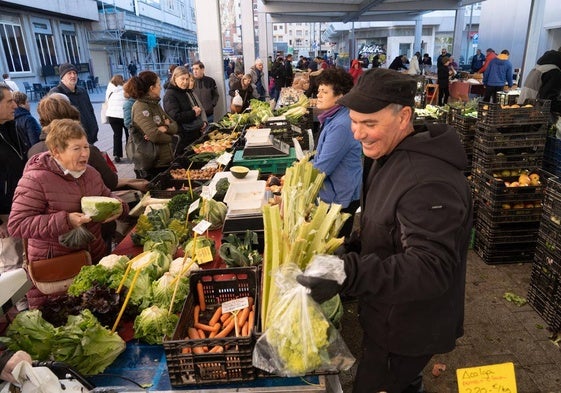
[133,305,179,345]
[151,272,190,313]
[81,196,122,222]
[199,199,227,230]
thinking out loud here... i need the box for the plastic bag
[58,226,95,249]
[10,362,63,393]
[232,90,243,106]
[252,262,355,377]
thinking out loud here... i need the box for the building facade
[0,0,198,92]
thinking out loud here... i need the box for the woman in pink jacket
[8,119,128,307]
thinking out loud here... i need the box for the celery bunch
[261,157,350,329]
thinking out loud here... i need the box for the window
[60,22,80,64]
[0,15,30,73]
[32,18,57,67]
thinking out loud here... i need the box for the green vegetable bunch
[3,309,125,375]
[219,230,263,267]
[151,272,190,313]
[133,305,179,345]
[255,264,330,376]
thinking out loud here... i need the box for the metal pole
[465,4,473,69]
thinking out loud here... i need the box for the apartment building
[0,0,197,91]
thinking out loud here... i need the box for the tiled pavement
[29,90,561,393]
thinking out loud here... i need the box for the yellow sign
[195,246,214,264]
[457,362,517,393]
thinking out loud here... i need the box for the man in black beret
[49,63,99,144]
[298,68,473,392]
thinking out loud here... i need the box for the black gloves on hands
[296,274,342,304]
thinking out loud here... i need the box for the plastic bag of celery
[252,263,355,377]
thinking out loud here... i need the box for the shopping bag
[125,128,158,171]
[100,101,109,124]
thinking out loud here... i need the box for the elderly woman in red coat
[8,118,128,308]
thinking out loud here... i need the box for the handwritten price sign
[457,362,517,393]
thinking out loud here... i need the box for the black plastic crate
[534,242,561,276]
[476,203,542,224]
[147,172,204,199]
[473,235,537,264]
[471,166,546,195]
[473,124,547,148]
[477,99,551,127]
[475,219,539,244]
[527,257,561,331]
[472,148,544,172]
[163,267,259,387]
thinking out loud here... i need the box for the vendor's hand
[1,350,32,383]
[193,106,202,116]
[157,125,168,133]
[101,204,123,223]
[0,221,8,239]
[68,212,91,228]
[296,275,342,303]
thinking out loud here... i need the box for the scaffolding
[88,7,198,77]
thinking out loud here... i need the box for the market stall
[1,93,348,392]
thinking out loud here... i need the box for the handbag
[125,127,158,170]
[27,250,92,295]
[100,101,109,124]
[100,91,113,124]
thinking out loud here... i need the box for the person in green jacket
[124,71,178,180]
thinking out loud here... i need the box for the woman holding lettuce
[8,119,128,308]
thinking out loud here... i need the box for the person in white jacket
[104,74,128,162]
[407,52,422,76]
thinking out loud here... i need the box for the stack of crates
[543,135,561,178]
[448,106,477,176]
[471,99,550,264]
[528,176,561,332]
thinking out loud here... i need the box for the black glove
[296,274,342,303]
[335,230,361,257]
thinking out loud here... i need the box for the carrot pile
[181,283,255,354]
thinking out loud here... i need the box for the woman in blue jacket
[312,68,362,237]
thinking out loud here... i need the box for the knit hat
[59,63,78,78]
[338,68,417,114]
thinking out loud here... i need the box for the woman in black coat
[437,56,451,106]
[163,66,207,155]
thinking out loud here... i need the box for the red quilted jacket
[8,151,128,263]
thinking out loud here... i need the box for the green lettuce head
[81,196,122,222]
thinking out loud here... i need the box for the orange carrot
[209,306,222,326]
[247,309,255,334]
[220,312,232,323]
[196,282,206,311]
[222,314,234,328]
[193,304,200,325]
[187,327,200,340]
[209,345,224,353]
[193,345,205,354]
[241,321,249,336]
[209,330,218,338]
[215,318,235,338]
[181,347,192,354]
[237,307,250,328]
[197,328,206,338]
[195,322,221,333]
